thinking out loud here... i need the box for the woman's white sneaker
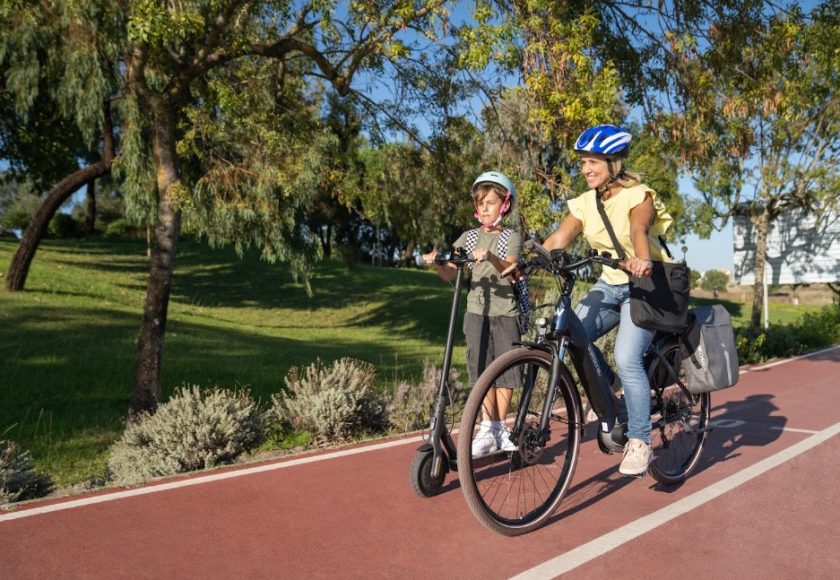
[619,438,652,475]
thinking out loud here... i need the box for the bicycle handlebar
[416,247,476,267]
[514,240,622,277]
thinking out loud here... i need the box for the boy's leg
[465,313,499,455]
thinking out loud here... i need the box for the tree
[1,27,118,291]
[656,1,840,327]
[3,1,455,412]
[701,269,729,298]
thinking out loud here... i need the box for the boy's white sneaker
[471,427,498,457]
[619,438,652,475]
[496,427,518,452]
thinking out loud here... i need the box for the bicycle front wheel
[457,348,581,536]
[648,342,711,484]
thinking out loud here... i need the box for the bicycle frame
[512,267,621,445]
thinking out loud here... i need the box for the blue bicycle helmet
[574,125,632,157]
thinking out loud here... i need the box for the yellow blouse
[567,183,674,285]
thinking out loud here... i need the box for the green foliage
[1,439,53,505]
[107,385,264,486]
[270,358,389,442]
[734,305,840,364]
[701,269,729,293]
[690,269,701,289]
[48,213,82,239]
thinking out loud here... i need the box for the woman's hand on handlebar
[620,256,653,278]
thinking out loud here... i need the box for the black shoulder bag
[595,192,691,334]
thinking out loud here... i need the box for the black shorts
[464,312,523,388]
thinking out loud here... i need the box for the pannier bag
[680,305,740,394]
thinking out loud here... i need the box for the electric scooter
[409,247,473,497]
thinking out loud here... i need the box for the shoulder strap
[595,191,626,260]
[464,228,480,270]
[497,228,513,259]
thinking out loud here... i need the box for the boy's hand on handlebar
[421,251,438,266]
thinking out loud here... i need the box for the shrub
[108,385,265,486]
[104,218,143,238]
[735,305,840,364]
[270,358,388,443]
[48,213,82,238]
[387,360,465,434]
[1,440,53,506]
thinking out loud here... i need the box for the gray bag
[680,305,739,394]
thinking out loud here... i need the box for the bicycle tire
[647,342,710,484]
[457,348,582,536]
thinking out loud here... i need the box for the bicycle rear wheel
[647,342,710,484]
[457,348,581,536]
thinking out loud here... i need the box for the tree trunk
[750,209,770,328]
[85,180,96,238]
[5,162,110,291]
[324,223,332,258]
[130,111,182,414]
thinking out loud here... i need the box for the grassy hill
[0,238,829,486]
[1,238,461,485]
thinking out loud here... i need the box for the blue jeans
[575,280,655,443]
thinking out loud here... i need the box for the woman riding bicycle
[540,124,676,475]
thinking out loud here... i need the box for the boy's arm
[421,250,459,282]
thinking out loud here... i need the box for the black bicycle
[456,243,711,536]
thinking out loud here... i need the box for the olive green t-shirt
[452,227,522,317]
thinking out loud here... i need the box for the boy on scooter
[422,171,523,456]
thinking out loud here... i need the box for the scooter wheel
[409,449,447,497]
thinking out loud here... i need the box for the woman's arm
[543,214,583,251]
[625,194,655,278]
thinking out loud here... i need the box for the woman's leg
[614,299,656,443]
[575,281,622,342]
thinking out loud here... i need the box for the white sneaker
[619,438,652,475]
[496,427,517,452]
[471,428,498,457]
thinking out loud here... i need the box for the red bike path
[2,346,839,579]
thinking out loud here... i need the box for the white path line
[0,434,425,523]
[2,344,836,524]
[510,420,840,580]
[770,426,821,435]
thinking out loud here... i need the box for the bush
[1,440,53,506]
[1,209,31,231]
[48,213,82,238]
[387,360,465,434]
[108,385,265,486]
[270,358,388,443]
[735,305,840,364]
[104,218,143,238]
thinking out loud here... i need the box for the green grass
[689,295,825,327]
[1,238,463,485]
[0,238,828,486]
